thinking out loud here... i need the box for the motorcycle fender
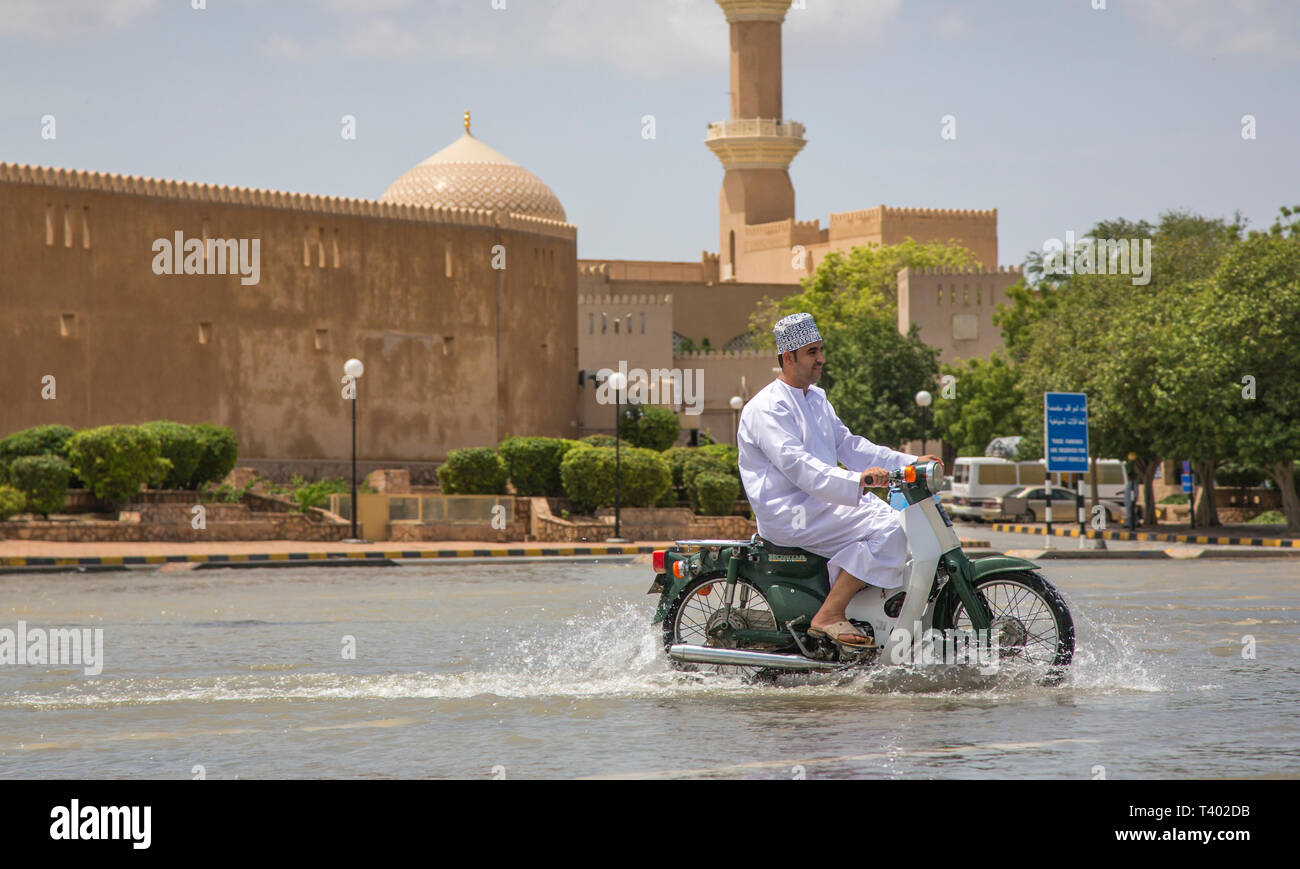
[969,555,1041,579]
[932,555,1041,621]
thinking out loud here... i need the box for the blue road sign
[1181,461,1194,494]
[1044,392,1089,473]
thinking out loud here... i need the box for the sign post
[1045,392,1092,549]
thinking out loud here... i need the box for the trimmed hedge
[694,471,740,516]
[8,454,70,518]
[560,445,672,513]
[683,453,735,511]
[191,424,239,489]
[66,425,170,506]
[0,485,25,521]
[579,434,632,449]
[620,405,681,451]
[438,447,508,495]
[0,424,77,485]
[499,436,580,497]
[141,421,203,489]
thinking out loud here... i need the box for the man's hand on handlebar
[917,454,942,464]
[860,467,890,489]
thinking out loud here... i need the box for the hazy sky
[3,0,1296,266]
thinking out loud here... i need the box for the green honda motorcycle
[649,461,1074,678]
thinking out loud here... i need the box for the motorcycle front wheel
[947,570,1075,672]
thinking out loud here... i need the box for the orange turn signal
[672,561,685,579]
[904,465,917,483]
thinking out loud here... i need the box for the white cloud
[264,32,308,59]
[0,0,158,38]
[1133,0,1300,59]
[317,0,902,78]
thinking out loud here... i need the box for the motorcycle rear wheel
[664,574,781,676]
[947,570,1075,673]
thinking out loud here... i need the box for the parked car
[999,486,1142,525]
[949,458,1045,521]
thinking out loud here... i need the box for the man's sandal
[808,620,875,648]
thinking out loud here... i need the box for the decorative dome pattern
[380,131,566,222]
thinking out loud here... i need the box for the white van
[949,457,1127,521]
[949,458,1046,521]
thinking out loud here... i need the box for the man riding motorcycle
[736,312,942,649]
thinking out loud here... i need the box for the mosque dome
[380,114,566,221]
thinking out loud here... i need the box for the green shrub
[694,471,740,516]
[499,436,579,496]
[683,453,735,511]
[66,425,170,507]
[620,405,681,451]
[697,443,740,477]
[0,485,25,521]
[8,454,70,518]
[662,446,695,491]
[1247,510,1285,525]
[437,447,508,495]
[579,434,631,449]
[291,476,349,513]
[140,421,203,489]
[1159,493,1189,505]
[0,424,77,484]
[1217,464,1267,489]
[191,424,239,489]
[560,445,671,513]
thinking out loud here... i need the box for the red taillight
[652,550,666,572]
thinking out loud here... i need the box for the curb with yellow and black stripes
[0,545,657,571]
[991,523,1300,548]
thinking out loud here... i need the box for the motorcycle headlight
[924,460,944,494]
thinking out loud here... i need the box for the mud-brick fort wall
[0,164,578,469]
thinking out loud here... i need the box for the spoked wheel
[664,575,780,676]
[950,571,1075,673]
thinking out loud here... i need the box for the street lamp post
[606,371,628,543]
[729,395,744,445]
[343,358,365,542]
[915,390,933,456]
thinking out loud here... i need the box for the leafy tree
[1205,227,1300,529]
[933,352,1027,457]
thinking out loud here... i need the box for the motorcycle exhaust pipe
[668,644,842,672]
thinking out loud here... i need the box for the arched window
[728,230,735,265]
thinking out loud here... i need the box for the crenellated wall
[897,265,1023,363]
[0,162,578,466]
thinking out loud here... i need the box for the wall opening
[81,207,90,249]
[314,329,329,351]
[198,322,213,344]
[60,313,76,337]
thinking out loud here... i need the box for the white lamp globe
[729,395,744,411]
[344,358,365,379]
[915,390,932,408]
[607,371,627,391]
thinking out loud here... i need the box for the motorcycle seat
[757,536,818,558]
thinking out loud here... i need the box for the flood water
[1,557,1297,779]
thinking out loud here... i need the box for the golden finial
[464,111,471,134]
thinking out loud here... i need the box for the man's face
[784,341,825,385]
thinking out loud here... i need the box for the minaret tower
[706,0,806,281]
